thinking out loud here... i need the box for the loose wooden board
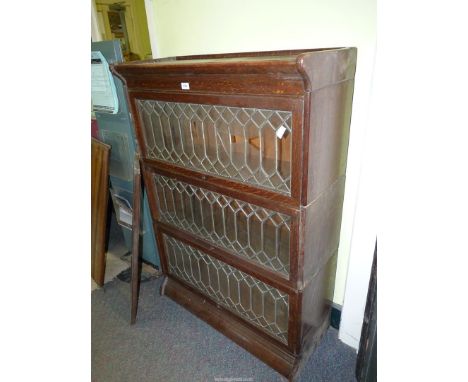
[91,138,111,286]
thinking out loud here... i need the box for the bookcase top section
[112,47,357,93]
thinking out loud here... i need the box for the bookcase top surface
[113,47,355,77]
[119,47,347,65]
[112,47,357,95]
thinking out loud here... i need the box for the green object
[91,40,160,268]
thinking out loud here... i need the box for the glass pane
[164,234,289,344]
[99,131,132,181]
[136,100,293,195]
[154,174,291,275]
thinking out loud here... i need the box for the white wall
[339,55,377,348]
[144,0,159,57]
[148,0,376,349]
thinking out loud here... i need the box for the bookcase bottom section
[161,276,329,381]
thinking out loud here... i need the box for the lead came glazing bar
[164,234,289,344]
[136,100,292,195]
[154,174,291,275]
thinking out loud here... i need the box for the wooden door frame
[91,0,103,41]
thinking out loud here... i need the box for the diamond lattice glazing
[154,174,291,275]
[136,100,292,194]
[164,235,289,344]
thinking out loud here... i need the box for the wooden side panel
[301,176,346,287]
[91,138,111,286]
[299,252,337,350]
[304,80,355,204]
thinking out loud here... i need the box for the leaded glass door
[133,95,299,197]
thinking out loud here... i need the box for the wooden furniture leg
[131,154,142,324]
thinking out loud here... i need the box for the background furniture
[356,242,377,382]
[92,40,161,268]
[91,138,111,286]
[112,47,356,380]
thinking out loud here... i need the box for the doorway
[93,0,152,61]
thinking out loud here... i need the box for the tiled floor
[92,211,161,291]
[91,251,129,291]
[92,210,131,291]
